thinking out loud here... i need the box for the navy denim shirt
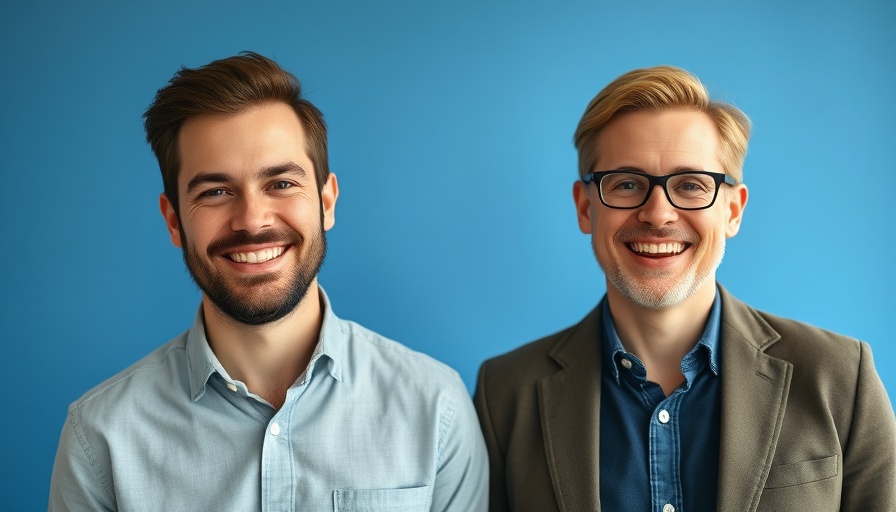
[599,290,722,512]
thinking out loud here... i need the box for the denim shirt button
[658,409,670,424]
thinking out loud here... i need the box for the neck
[606,280,716,395]
[202,281,323,410]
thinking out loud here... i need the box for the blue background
[2,0,894,509]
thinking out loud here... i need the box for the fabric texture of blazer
[474,286,896,511]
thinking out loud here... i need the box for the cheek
[590,215,624,258]
[287,201,325,229]
[180,212,221,250]
[694,218,728,260]
[594,211,630,241]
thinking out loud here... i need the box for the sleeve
[840,341,896,511]
[473,361,510,512]
[48,406,115,512]
[430,374,489,512]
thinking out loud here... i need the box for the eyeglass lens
[599,172,719,209]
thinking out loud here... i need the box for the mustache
[206,229,302,256]
[615,226,698,244]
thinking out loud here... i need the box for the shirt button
[226,383,238,392]
[663,504,675,512]
[658,409,671,424]
[270,422,281,436]
[620,358,632,369]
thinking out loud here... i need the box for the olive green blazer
[474,286,895,511]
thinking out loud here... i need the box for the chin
[605,266,716,310]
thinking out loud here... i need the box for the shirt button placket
[261,418,290,511]
[653,407,675,512]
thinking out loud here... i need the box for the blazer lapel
[537,307,603,512]
[716,288,793,512]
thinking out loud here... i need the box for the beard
[598,227,723,310]
[182,224,327,326]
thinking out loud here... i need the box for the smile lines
[628,242,686,255]
[228,246,285,264]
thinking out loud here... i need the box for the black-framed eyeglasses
[582,170,737,210]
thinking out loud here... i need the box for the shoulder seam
[70,342,186,409]
[70,402,115,503]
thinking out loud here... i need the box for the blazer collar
[537,303,604,512]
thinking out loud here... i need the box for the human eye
[199,188,228,198]
[602,173,646,196]
[190,187,233,206]
[671,174,713,196]
[269,180,294,190]
[266,180,301,196]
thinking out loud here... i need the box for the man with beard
[474,66,895,511]
[49,52,487,511]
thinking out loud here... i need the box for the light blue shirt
[49,288,488,511]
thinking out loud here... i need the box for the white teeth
[629,242,685,255]
[228,247,285,264]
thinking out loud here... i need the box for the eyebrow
[607,165,704,174]
[185,163,308,195]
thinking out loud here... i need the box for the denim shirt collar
[601,287,722,385]
[185,285,344,401]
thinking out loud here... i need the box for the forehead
[595,109,722,171]
[177,102,310,183]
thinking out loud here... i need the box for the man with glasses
[474,66,895,511]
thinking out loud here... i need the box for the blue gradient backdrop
[2,1,893,509]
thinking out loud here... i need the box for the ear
[321,173,339,231]
[724,183,748,238]
[159,193,184,248]
[573,180,594,234]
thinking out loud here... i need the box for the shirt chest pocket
[764,455,839,489]
[333,485,432,512]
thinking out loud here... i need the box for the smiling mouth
[627,242,687,256]
[227,246,286,264]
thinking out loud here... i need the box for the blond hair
[573,66,751,182]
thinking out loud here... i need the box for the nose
[230,192,274,233]
[636,184,679,226]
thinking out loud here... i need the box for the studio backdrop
[2,0,893,509]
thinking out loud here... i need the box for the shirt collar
[185,308,218,401]
[601,287,723,384]
[313,286,345,383]
[185,285,345,401]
